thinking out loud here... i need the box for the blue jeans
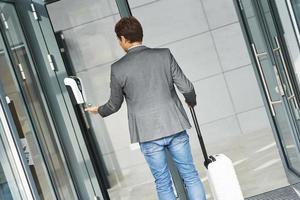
[140,130,206,200]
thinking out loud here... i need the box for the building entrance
[237,0,300,182]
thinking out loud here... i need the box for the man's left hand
[186,101,196,108]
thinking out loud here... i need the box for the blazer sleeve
[169,49,197,106]
[98,65,124,117]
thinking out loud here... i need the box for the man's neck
[127,42,143,51]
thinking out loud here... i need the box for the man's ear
[120,36,126,43]
[121,36,131,44]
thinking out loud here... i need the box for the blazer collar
[127,45,148,53]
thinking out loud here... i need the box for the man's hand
[85,106,99,114]
[186,100,196,108]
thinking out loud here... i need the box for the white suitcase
[190,108,244,200]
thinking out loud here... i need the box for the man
[85,16,206,200]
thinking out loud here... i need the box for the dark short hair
[115,16,143,42]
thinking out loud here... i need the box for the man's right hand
[85,106,99,114]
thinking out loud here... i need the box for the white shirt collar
[128,44,143,51]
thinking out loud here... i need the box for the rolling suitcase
[190,107,244,200]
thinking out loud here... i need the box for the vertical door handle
[273,36,299,109]
[251,43,277,116]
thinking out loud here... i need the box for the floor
[108,128,292,200]
[246,183,300,200]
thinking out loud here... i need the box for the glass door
[258,0,300,125]
[0,2,78,200]
[0,93,36,200]
[0,162,14,200]
[239,0,300,177]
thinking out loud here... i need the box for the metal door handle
[273,36,299,109]
[251,43,277,116]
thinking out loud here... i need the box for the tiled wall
[48,0,271,189]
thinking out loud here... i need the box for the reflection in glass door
[239,0,300,177]
[0,2,77,200]
[0,163,13,200]
[0,96,36,200]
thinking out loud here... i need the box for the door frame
[234,0,300,184]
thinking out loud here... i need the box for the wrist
[97,106,103,116]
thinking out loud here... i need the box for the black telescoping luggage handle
[190,107,214,168]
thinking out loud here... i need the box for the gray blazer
[98,45,196,143]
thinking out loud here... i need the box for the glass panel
[0,162,13,200]
[260,0,300,173]
[241,0,300,174]
[260,0,300,118]
[242,1,280,101]
[290,0,300,30]
[0,99,33,200]
[0,112,21,200]
[0,3,77,199]
[0,28,34,200]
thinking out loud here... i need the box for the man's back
[115,46,177,112]
[87,16,206,200]
[101,45,195,143]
